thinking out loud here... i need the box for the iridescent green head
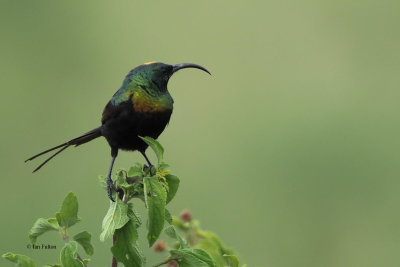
[127,61,211,91]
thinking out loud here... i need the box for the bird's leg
[141,151,155,176]
[107,148,118,202]
[107,156,116,202]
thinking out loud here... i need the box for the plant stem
[111,234,117,267]
[61,227,86,266]
[60,227,69,243]
[77,253,87,267]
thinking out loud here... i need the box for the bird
[25,62,210,201]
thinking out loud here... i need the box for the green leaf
[143,177,167,246]
[60,242,85,267]
[100,197,130,242]
[199,231,230,252]
[2,252,36,267]
[56,192,80,228]
[196,239,226,267]
[165,209,173,224]
[223,254,239,267]
[98,175,107,189]
[114,170,126,188]
[122,180,145,200]
[73,231,94,256]
[170,248,215,267]
[164,225,188,248]
[28,218,59,244]
[197,231,239,267]
[128,163,143,177]
[128,203,142,227]
[139,136,164,163]
[111,219,145,267]
[158,162,170,170]
[43,265,61,267]
[165,174,180,203]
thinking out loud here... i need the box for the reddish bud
[180,209,192,223]
[153,241,166,252]
[167,260,179,267]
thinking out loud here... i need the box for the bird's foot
[106,175,116,202]
[143,164,155,176]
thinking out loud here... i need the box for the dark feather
[25,127,102,171]
[101,100,172,152]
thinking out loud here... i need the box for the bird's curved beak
[172,63,211,75]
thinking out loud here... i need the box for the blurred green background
[1,0,400,266]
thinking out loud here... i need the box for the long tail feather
[32,146,69,173]
[25,142,69,162]
[26,126,102,171]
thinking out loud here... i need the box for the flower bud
[180,209,192,223]
[167,260,179,267]
[153,241,166,252]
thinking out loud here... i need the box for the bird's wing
[102,100,124,125]
[110,75,138,106]
[101,94,140,125]
[102,82,140,124]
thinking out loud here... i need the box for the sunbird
[25,62,211,201]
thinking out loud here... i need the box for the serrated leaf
[28,218,59,244]
[100,198,130,241]
[139,136,164,164]
[128,163,143,177]
[189,249,215,267]
[115,170,126,188]
[56,192,80,228]
[2,252,36,267]
[164,225,188,248]
[170,248,215,267]
[98,175,107,189]
[165,174,180,203]
[143,176,167,246]
[165,209,173,224]
[60,242,84,267]
[73,231,94,256]
[128,203,142,227]
[111,219,145,267]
